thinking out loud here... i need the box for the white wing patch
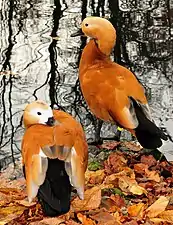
[28,152,48,202]
[65,147,85,200]
[39,149,47,158]
[28,180,39,203]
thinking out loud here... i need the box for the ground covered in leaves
[1,141,173,225]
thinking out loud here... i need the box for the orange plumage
[22,101,88,203]
[71,17,167,148]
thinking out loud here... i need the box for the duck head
[71,16,116,56]
[23,100,55,128]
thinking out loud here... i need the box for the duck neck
[79,39,108,75]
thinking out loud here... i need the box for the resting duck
[22,100,88,215]
[71,16,167,149]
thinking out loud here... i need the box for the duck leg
[88,118,123,145]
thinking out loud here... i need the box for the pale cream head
[81,17,116,56]
[23,100,54,128]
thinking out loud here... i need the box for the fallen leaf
[121,141,142,152]
[145,170,160,183]
[112,211,122,224]
[104,153,127,174]
[134,163,148,174]
[140,155,157,167]
[90,209,120,225]
[71,186,101,212]
[104,167,135,186]
[128,203,145,218]
[156,210,173,223]
[104,173,119,186]
[146,196,170,218]
[15,199,36,207]
[77,213,96,225]
[101,197,119,212]
[123,220,138,225]
[30,217,65,225]
[110,194,126,208]
[101,141,120,150]
[66,220,80,225]
[119,176,147,195]
[85,170,106,185]
[0,205,26,224]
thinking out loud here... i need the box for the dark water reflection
[0,0,173,168]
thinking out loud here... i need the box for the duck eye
[85,23,89,27]
[37,112,42,115]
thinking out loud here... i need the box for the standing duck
[22,100,88,216]
[71,16,168,149]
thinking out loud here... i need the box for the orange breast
[79,40,148,129]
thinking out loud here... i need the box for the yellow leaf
[130,184,147,195]
[104,167,135,186]
[157,210,173,223]
[15,199,36,207]
[77,213,96,225]
[0,205,26,224]
[118,176,147,195]
[85,170,106,185]
[71,186,101,212]
[145,170,160,182]
[150,218,168,223]
[112,211,122,224]
[146,196,170,218]
[128,203,145,218]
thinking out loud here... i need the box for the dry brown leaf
[77,213,96,225]
[141,155,157,167]
[123,220,138,225]
[146,196,170,218]
[156,210,173,223]
[66,220,80,225]
[30,217,65,225]
[101,197,119,213]
[0,205,26,224]
[71,186,101,212]
[101,141,120,150]
[112,211,122,224]
[128,203,145,218]
[121,141,142,152]
[150,218,168,223]
[119,176,147,195]
[145,170,160,183]
[90,210,120,225]
[104,167,135,186]
[104,153,127,174]
[134,163,148,174]
[15,199,36,207]
[104,173,119,186]
[110,194,126,208]
[85,170,106,185]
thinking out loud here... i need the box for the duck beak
[71,28,84,37]
[46,117,55,126]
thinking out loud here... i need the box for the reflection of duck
[71,16,168,149]
[22,100,88,216]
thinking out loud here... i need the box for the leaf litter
[0,141,173,224]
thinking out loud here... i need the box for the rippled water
[0,0,173,168]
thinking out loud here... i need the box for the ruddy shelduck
[22,100,88,203]
[71,16,168,148]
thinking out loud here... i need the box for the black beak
[70,28,85,37]
[46,117,55,126]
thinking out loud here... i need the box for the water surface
[0,0,173,168]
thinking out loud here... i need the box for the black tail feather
[131,98,168,149]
